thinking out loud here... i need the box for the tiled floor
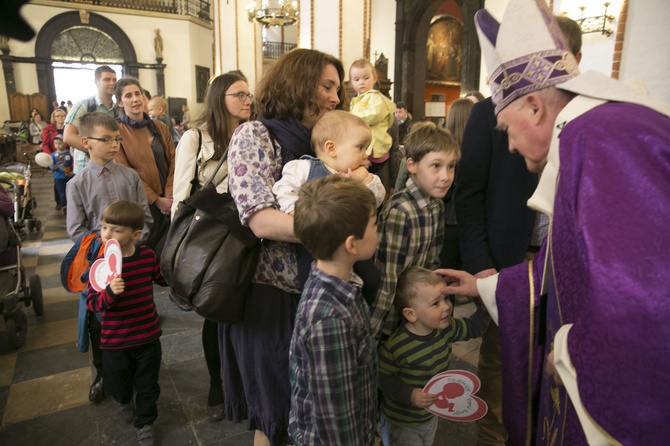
[0,170,481,445]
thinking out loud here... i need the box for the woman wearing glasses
[170,71,252,421]
[114,78,175,251]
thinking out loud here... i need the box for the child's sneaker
[119,402,134,424]
[137,424,155,446]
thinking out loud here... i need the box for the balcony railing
[55,0,211,22]
[263,41,297,60]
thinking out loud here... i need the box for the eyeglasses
[87,136,123,145]
[225,92,254,102]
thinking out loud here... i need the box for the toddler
[86,200,167,446]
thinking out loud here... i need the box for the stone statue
[154,29,163,59]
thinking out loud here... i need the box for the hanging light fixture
[247,0,299,27]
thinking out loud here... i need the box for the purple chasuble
[496,101,670,445]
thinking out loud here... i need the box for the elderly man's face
[496,96,552,173]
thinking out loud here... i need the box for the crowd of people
[30,0,668,445]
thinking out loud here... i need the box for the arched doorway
[34,11,138,106]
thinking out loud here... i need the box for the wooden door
[29,93,50,122]
[9,93,29,121]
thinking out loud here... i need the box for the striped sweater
[378,306,490,427]
[86,245,167,350]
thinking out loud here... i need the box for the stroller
[0,168,44,349]
[0,157,42,241]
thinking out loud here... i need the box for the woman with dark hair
[222,48,346,446]
[29,112,46,144]
[170,71,252,420]
[113,77,175,247]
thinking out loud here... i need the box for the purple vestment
[496,101,670,445]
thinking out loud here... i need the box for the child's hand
[411,388,436,408]
[109,277,125,295]
[345,166,373,184]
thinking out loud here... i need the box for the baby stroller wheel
[29,275,44,316]
[18,228,27,241]
[35,220,42,232]
[28,220,35,232]
[6,309,28,349]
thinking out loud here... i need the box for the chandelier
[247,0,299,27]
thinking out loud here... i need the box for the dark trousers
[88,312,103,377]
[103,340,162,428]
[54,177,70,207]
[202,318,223,406]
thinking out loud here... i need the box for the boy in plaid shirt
[289,176,378,446]
[371,122,460,341]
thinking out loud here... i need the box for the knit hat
[475,0,580,114]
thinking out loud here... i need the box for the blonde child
[378,266,489,445]
[86,200,167,445]
[349,59,397,188]
[371,122,460,340]
[289,176,378,446]
[147,96,179,145]
[272,110,385,301]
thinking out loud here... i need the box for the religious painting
[195,65,210,103]
[426,16,463,83]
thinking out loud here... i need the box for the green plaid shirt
[371,178,445,339]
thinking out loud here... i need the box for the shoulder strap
[189,130,203,194]
[86,96,97,113]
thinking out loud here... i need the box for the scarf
[258,115,313,165]
[117,112,159,137]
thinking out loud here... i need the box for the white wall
[342,0,366,69]
[312,1,340,59]
[0,4,213,122]
[619,0,670,101]
[370,0,396,89]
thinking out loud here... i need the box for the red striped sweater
[87,245,167,350]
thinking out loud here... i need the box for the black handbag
[161,138,261,324]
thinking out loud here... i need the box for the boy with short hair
[349,59,397,188]
[49,134,74,212]
[378,266,490,445]
[289,175,378,446]
[66,112,152,404]
[371,122,460,340]
[87,200,167,446]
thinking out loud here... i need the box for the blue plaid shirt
[289,265,377,446]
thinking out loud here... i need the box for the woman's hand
[155,197,173,215]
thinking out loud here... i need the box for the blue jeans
[380,411,438,446]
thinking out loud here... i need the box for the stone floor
[0,170,481,445]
